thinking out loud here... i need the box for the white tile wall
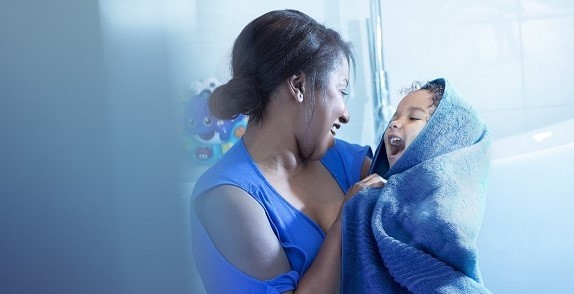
[522,16,574,108]
[380,0,574,141]
[522,0,574,17]
[480,108,527,139]
[525,106,574,130]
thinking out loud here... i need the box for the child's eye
[409,116,421,121]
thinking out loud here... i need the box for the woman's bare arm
[195,185,292,280]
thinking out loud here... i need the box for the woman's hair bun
[208,76,262,120]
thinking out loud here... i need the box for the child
[379,80,445,170]
[342,78,492,293]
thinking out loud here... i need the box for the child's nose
[388,119,401,129]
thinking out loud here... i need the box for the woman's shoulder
[332,138,371,154]
[192,140,258,198]
[323,139,372,165]
[320,139,372,190]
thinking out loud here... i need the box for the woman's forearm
[293,214,343,294]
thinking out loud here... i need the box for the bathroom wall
[378,0,574,140]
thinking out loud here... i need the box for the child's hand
[344,173,386,202]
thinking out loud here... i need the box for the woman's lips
[331,123,341,135]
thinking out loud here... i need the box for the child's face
[384,89,435,168]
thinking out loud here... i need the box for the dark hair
[400,79,445,114]
[209,9,355,122]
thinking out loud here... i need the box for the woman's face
[384,89,435,168]
[300,56,350,160]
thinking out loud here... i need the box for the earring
[298,93,303,102]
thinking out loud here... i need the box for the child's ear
[287,71,306,103]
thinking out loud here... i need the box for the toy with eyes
[182,79,247,164]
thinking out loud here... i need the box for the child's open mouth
[389,136,405,155]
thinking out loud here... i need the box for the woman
[191,9,384,293]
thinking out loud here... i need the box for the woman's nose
[340,109,350,124]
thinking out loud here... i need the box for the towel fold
[342,78,492,293]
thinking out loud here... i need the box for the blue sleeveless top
[191,138,370,293]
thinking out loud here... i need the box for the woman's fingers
[345,173,386,200]
[362,173,387,187]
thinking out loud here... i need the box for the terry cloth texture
[342,78,492,294]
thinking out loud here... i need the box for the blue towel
[341,78,492,293]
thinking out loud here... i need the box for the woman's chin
[329,134,336,147]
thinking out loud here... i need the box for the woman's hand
[344,173,386,202]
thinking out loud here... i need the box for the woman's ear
[288,72,305,103]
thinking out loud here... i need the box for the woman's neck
[242,118,309,176]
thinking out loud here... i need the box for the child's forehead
[398,90,434,109]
